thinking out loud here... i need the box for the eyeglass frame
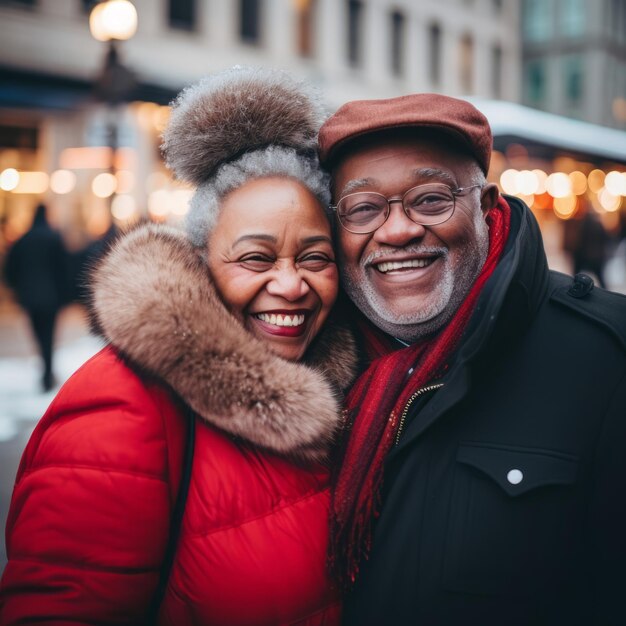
[330,183,483,234]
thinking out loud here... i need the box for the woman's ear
[480,183,500,216]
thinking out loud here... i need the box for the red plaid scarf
[329,197,511,587]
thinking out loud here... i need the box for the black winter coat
[344,197,626,626]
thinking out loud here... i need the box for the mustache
[362,246,448,267]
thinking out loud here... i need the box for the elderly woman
[0,68,356,625]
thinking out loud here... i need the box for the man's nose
[266,265,310,301]
[373,201,426,246]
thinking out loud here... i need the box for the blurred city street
[1,0,626,606]
[0,303,102,569]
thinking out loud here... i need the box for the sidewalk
[0,303,103,569]
[0,303,103,440]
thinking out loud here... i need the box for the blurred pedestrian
[70,221,120,304]
[573,210,610,287]
[4,203,68,391]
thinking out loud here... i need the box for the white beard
[340,219,490,342]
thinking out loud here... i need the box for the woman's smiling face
[207,176,338,362]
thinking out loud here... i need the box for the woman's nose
[266,265,310,301]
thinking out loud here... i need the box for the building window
[1,0,37,6]
[525,59,546,104]
[81,0,98,13]
[169,0,196,31]
[492,44,502,98]
[523,0,552,42]
[610,0,625,42]
[240,0,262,44]
[459,34,474,93]
[347,0,363,68]
[428,23,442,86]
[0,124,38,150]
[296,0,316,58]
[390,10,406,76]
[563,54,584,106]
[558,0,584,37]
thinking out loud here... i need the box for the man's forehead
[332,128,473,178]
[335,126,472,157]
[338,168,458,197]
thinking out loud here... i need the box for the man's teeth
[255,313,306,327]
[376,258,433,273]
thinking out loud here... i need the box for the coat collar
[390,196,551,456]
[89,224,357,462]
[459,195,550,363]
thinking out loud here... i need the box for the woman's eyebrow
[301,235,333,245]
[232,234,277,247]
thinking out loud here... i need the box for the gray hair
[185,145,331,248]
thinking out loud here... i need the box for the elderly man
[318,95,626,625]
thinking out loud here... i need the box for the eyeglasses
[331,183,482,234]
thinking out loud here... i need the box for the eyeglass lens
[337,183,456,233]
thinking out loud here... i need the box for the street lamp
[89,0,137,42]
[89,0,138,212]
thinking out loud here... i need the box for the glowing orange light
[12,171,49,194]
[587,169,605,194]
[553,195,578,219]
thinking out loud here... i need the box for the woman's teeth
[254,313,306,327]
[376,258,433,273]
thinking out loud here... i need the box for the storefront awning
[470,98,626,165]
[0,66,177,111]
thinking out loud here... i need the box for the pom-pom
[162,66,327,186]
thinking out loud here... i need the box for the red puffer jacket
[0,226,357,625]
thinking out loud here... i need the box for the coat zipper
[394,383,444,446]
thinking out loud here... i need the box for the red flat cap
[318,93,492,174]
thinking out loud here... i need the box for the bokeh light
[170,190,193,216]
[148,189,170,219]
[516,170,538,195]
[604,171,626,196]
[569,171,587,195]
[0,168,19,191]
[92,172,117,198]
[545,172,572,198]
[111,194,137,221]
[587,169,605,193]
[89,0,138,42]
[598,188,621,212]
[553,195,578,219]
[50,169,77,194]
[499,169,518,195]
[532,170,548,194]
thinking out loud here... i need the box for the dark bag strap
[145,407,196,625]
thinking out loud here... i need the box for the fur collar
[89,224,357,462]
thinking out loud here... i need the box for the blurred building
[1,0,625,292]
[521,0,626,130]
[0,0,521,250]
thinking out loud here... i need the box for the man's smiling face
[333,129,498,342]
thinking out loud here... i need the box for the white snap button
[507,469,523,485]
